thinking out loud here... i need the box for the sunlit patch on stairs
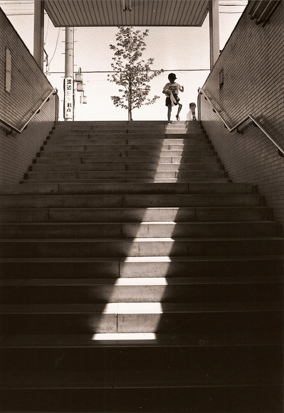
[92,333,157,340]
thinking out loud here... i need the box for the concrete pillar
[33,0,44,70]
[64,27,74,121]
[209,0,220,70]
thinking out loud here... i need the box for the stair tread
[1,331,282,348]
[0,301,281,314]
[1,236,282,242]
[1,254,283,262]
[2,182,252,195]
[1,275,282,286]
[0,368,281,389]
[23,179,230,183]
[0,181,252,196]
[0,221,275,225]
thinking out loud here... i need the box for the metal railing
[0,88,58,135]
[198,88,284,158]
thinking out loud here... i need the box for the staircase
[0,120,283,412]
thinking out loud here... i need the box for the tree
[108,27,164,121]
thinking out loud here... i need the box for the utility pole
[64,27,74,121]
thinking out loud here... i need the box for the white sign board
[64,77,73,119]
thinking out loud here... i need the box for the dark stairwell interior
[0,120,283,412]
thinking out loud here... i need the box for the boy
[163,73,184,124]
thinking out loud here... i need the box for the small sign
[64,77,73,119]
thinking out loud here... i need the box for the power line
[47,28,61,72]
[47,69,210,74]
[45,16,50,44]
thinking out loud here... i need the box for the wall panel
[200,2,284,227]
[0,9,58,184]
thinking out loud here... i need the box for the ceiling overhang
[44,0,209,27]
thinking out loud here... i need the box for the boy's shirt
[163,82,183,95]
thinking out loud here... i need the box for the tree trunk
[128,107,132,121]
[128,78,133,121]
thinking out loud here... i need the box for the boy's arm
[162,84,169,94]
[179,84,184,92]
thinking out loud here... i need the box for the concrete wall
[0,8,58,184]
[199,2,284,228]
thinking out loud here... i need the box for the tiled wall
[0,9,58,184]
[200,2,284,228]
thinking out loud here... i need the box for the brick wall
[0,8,58,184]
[199,2,284,228]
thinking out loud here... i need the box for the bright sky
[1,0,247,121]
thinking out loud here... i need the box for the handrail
[0,88,58,135]
[198,88,284,158]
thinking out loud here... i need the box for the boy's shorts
[165,94,180,107]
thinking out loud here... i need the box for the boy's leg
[176,103,182,120]
[167,106,172,123]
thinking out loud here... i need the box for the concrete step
[1,255,283,279]
[53,120,202,130]
[1,366,281,389]
[54,119,199,125]
[1,182,253,195]
[0,222,278,239]
[51,128,204,136]
[0,237,283,258]
[52,124,203,130]
[26,170,226,181]
[1,339,282,385]
[47,137,210,145]
[1,329,282,349]
[38,149,215,158]
[0,301,282,334]
[1,275,282,304]
[48,136,208,144]
[52,128,204,135]
[36,155,217,164]
[31,162,221,172]
[1,383,282,413]
[24,178,230,184]
[0,207,271,224]
[51,132,205,140]
[0,193,262,208]
[45,142,210,151]
[1,384,282,412]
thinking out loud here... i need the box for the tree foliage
[108,26,164,120]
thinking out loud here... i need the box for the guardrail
[198,88,284,158]
[0,88,58,135]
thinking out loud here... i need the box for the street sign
[64,77,73,120]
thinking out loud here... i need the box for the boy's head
[168,73,177,83]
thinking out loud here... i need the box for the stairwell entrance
[0,120,283,412]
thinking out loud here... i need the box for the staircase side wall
[199,2,284,228]
[0,9,58,185]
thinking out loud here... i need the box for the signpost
[64,77,73,120]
